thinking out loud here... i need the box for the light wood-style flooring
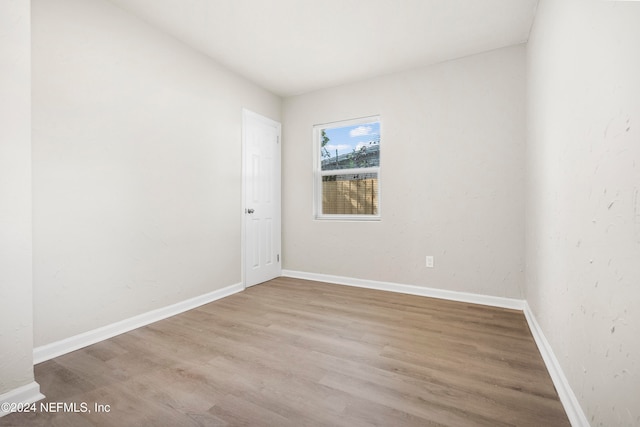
[1,277,570,426]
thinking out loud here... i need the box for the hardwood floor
[1,277,570,426]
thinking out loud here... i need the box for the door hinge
[277,254,280,262]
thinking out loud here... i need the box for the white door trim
[241,108,282,288]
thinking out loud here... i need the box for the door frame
[241,108,282,289]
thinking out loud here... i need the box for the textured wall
[283,45,526,299]
[526,0,640,425]
[32,0,280,347]
[0,0,35,394]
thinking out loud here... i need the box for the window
[314,116,381,220]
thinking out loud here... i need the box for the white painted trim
[523,303,590,427]
[313,115,382,222]
[25,271,588,427]
[282,270,525,310]
[33,282,244,364]
[282,270,588,426]
[0,382,45,418]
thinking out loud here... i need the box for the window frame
[313,115,382,221]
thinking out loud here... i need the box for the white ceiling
[107,0,538,97]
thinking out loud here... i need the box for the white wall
[283,45,526,299]
[526,0,640,425]
[32,0,281,347]
[0,0,35,394]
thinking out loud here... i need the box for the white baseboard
[33,282,244,364]
[283,270,588,427]
[27,272,588,427]
[523,303,590,427]
[282,269,525,310]
[0,382,45,418]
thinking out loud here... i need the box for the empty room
[1,0,638,426]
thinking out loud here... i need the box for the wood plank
[1,277,570,426]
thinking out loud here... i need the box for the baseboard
[282,270,588,427]
[523,303,590,427]
[27,273,588,426]
[0,382,45,418]
[33,282,244,364]
[282,270,525,310]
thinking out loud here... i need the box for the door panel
[243,110,281,287]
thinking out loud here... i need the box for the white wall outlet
[426,256,434,268]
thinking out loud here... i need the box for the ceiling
[107,0,539,97]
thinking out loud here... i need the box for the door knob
[246,208,255,214]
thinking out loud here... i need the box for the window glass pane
[321,121,380,171]
[322,173,379,215]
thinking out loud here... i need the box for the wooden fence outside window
[322,178,378,215]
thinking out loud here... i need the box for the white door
[242,109,281,287]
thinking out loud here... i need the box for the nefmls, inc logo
[39,402,90,413]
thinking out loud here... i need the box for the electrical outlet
[426,256,434,268]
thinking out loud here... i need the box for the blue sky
[323,121,380,157]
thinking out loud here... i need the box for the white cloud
[349,125,372,137]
